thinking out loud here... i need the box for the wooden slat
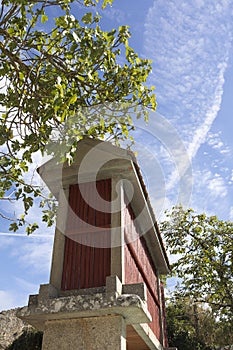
[61,234,69,290]
[124,201,162,341]
[161,282,168,347]
[61,179,111,291]
[126,326,150,350]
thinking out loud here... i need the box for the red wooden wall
[124,202,162,342]
[161,282,168,348]
[61,179,111,291]
[60,177,168,345]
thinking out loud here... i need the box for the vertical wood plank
[61,179,111,291]
[124,201,161,340]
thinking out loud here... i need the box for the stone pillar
[111,177,125,283]
[42,315,126,350]
[49,188,69,290]
[18,276,152,350]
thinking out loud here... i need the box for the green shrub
[6,330,43,350]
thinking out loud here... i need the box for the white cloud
[141,0,233,218]
[14,277,38,292]
[0,234,53,311]
[186,63,227,159]
[206,131,231,155]
[101,7,126,23]
[0,233,53,275]
[0,290,17,311]
[190,166,231,219]
[207,175,227,198]
[195,169,228,199]
[131,112,193,217]
[0,232,53,312]
[0,232,52,238]
[0,287,35,311]
[11,237,53,274]
[207,132,223,150]
[229,207,233,220]
[0,236,15,249]
[143,0,233,162]
[231,170,233,182]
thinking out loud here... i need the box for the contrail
[0,232,53,238]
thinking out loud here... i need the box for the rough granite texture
[0,309,31,349]
[42,315,126,350]
[18,289,151,332]
[15,280,152,349]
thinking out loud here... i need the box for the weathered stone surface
[122,283,147,302]
[42,315,126,350]
[106,275,122,299]
[0,309,31,349]
[17,289,151,331]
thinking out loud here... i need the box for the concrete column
[111,177,125,283]
[156,271,164,347]
[42,315,126,350]
[49,188,69,290]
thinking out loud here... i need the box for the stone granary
[18,138,173,350]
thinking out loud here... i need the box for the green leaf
[161,205,233,319]
[82,12,93,24]
[102,0,113,8]
[9,223,19,232]
[41,14,48,24]
[0,0,156,235]
[26,223,39,235]
[68,94,78,105]
[7,27,15,35]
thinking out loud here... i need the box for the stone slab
[17,291,151,331]
[42,315,126,350]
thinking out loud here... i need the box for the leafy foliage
[6,329,43,350]
[161,206,233,319]
[166,297,211,350]
[0,0,156,232]
[166,296,233,350]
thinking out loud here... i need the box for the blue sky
[0,0,233,310]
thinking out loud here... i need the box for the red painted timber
[61,179,111,291]
[124,201,162,341]
[161,282,168,347]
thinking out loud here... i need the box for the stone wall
[0,309,42,350]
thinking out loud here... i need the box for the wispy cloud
[0,232,53,238]
[14,277,38,292]
[0,290,18,311]
[191,167,231,219]
[0,236,15,249]
[207,131,231,155]
[0,231,53,311]
[131,112,193,218]
[0,233,53,275]
[11,237,53,274]
[101,7,126,23]
[207,174,228,198]
[143,0,233,161]
[229,207,233,220]
[0,281,38,311]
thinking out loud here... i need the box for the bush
[6,330,43,350]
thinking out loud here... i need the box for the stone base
[17,276,164,350]
[42,315,126,350]
[17,276,151,331]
